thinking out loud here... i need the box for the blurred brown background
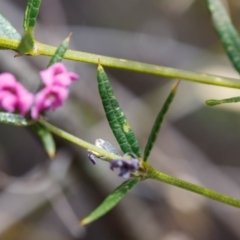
[0,0,240,239]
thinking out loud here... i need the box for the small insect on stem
[87,139,121,164]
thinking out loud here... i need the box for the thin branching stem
[146,166,240,208]
[38,118,120,161]
[40,118,240,209]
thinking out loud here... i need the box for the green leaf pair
[81,64,179,224]
[97,64,179,161]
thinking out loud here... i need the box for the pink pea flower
[31,85,69,119]
[31,63,79,119]
[0,73,33,115]
[40,63,78,87]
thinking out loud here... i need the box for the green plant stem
[0,37,19,50]
[39,118,240,208]
[38,118,120,161]
[38,42,240,88]
[146,167,240,208]
[1,37,240,89]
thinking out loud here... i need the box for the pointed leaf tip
[206,99,218,106]
[143,81,179,161]
[172,80,180,92]
[80,219,88,226]
[97,59,102,70]
[206,96,240,106]
[48,151,56,159]
[48,34,71,67]
[67,32,72,41]
[32,123,56,159]
[80,178,139,225]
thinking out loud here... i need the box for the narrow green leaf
[97,64,141,157]
[48,33,72,67]
[144,81,179,161]
[0,14,21,40]
[18,0,42,55]
[81,178,139,225]
[17,29,34,55]
[206,0,240,73]
[23,0,42,33]
[0,112,33,126]
[32,122,56,159]
[206,96,240,106]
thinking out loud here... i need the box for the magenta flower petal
[53,72,79,87]
[68,72,79,81]
[40,63,79,87]
[0,73,18,89]
[0,73,34,115]
[0,92,16,112]
[31,63,79,119]
[31,86,69,119]
[40,63,67,86]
